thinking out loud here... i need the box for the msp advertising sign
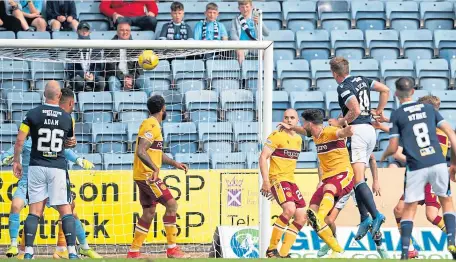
[218,226,454,259]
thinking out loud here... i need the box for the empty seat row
[0,31,155,40]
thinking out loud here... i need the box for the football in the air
[138,50,159,70]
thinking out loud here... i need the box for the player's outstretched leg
[307,207,343,255]
[164,199,189,258]
[278,207,306,258]
[354,179,383,239]
[72,211,102,259]
[318,208,339,257]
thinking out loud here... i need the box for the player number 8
[37,128,64,152]
[412,123,431,148]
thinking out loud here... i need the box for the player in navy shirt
[381,77,456,259]
[330,57,390,240]
[12,81,79,260]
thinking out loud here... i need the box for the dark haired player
[380,77,456,259]
[127,95,190,259]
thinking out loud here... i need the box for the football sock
[75,218,89,250]
[444,213,456,246]
[317,223,343,253]
[400,220,413,259]
[433,215,446,233]
[279,221,303,256]
[130,218,151,252]
[355,181,378,219]
[57,221,66,247]
[61,214,77,255]
[9,213,20,247]
[317,191,335,222]
[20,229,25,251]
[163,215,177,249]
[269,215,289,250]
[24,214,40,254]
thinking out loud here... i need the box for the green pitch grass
[5,259,456,262]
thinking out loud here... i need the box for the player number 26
[37,128,64,152]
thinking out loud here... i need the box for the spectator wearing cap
[19,0,46,31]
[158,2,192,40]
[194,3,227,41]
[106,22,143,92]
[100,0,157,31]
[67,22,106,92]
[230,0,269,64]
[46,0,79,32]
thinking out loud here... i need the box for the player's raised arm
[335,124,354,139]
[371,81,390,116]
[64,149,94,170]
[162,153,188,174]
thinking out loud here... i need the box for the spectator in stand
[106,22,142,92]
[20,0,46,31]
[0,1,21,32]
[194,3,228,41]
[1,0,39,31]
[100,0,157,31]
[158,2,192,40]
[230,0,269,64]
[67,22,106,93]
[46,0,79,32]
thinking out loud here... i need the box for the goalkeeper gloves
[1,155,13,166]
[76,158,94,170]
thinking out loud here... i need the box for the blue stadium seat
[325,91,342,119]
[254,2,282,30]
[420,2,454,30]
[221,89,254,122]
[17,32,50,39]
[175,153,210,169]
[92,123,128,153]
[233,122,259,153]
[331,30,365,60]
[70,153,102,170]
[416,59,450,91]
[90,31,117,40]
[76,2,110,31]
[376,122,391,151]
[318,1,351,31]
[103,153,133,170]
[311,60,339,92]
[130,31,155,40]
[30,61,66,91]
[370,92,394,119]
[206,60,240,92]
[265,30,296,65]
[381,59,415,92]
[297,152,317,168]
[365,30,400,61]
[0,102,7,122]
[296,30,331,61]
[7,91,41,112]
[306,137,316,152]
[52,31,78,40]
[210,152,247,169]
[290,91,325,118]
[151,90,183,123]
[216,2,239,30]
[198,122,233,153]
[400,30,434,62]
[350,59,380,81]
[74,122,92,154]
[242,60,265,91]
[138,61,172,94]
[178,2,206,29]
[434,30,456,63]
[78,92,113,123]
[126,121,142,149]
[113,91,148,123]
[247,152,259,169]
[277,60,311,92]
[440,110,456,130]
[185,90,218,123]
[0,59,31,94]
[272,91,289,122]
[372,151,388,168]
[451,59,456,84]
[0,123,18,146]
[431,90,456,110]
[282,1,317,32]
[0,31,15,39]
[386,2,420,31]
[163,122,198,155]
[351,1,386,31]
[82,112,114,123]
[172,60,206,93]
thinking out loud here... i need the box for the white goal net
[0,39,274,258]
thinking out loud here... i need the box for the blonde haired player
[280,109,355,257]
[373,94,449,259]
[127,95,190,259]
[260,109,307,258]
